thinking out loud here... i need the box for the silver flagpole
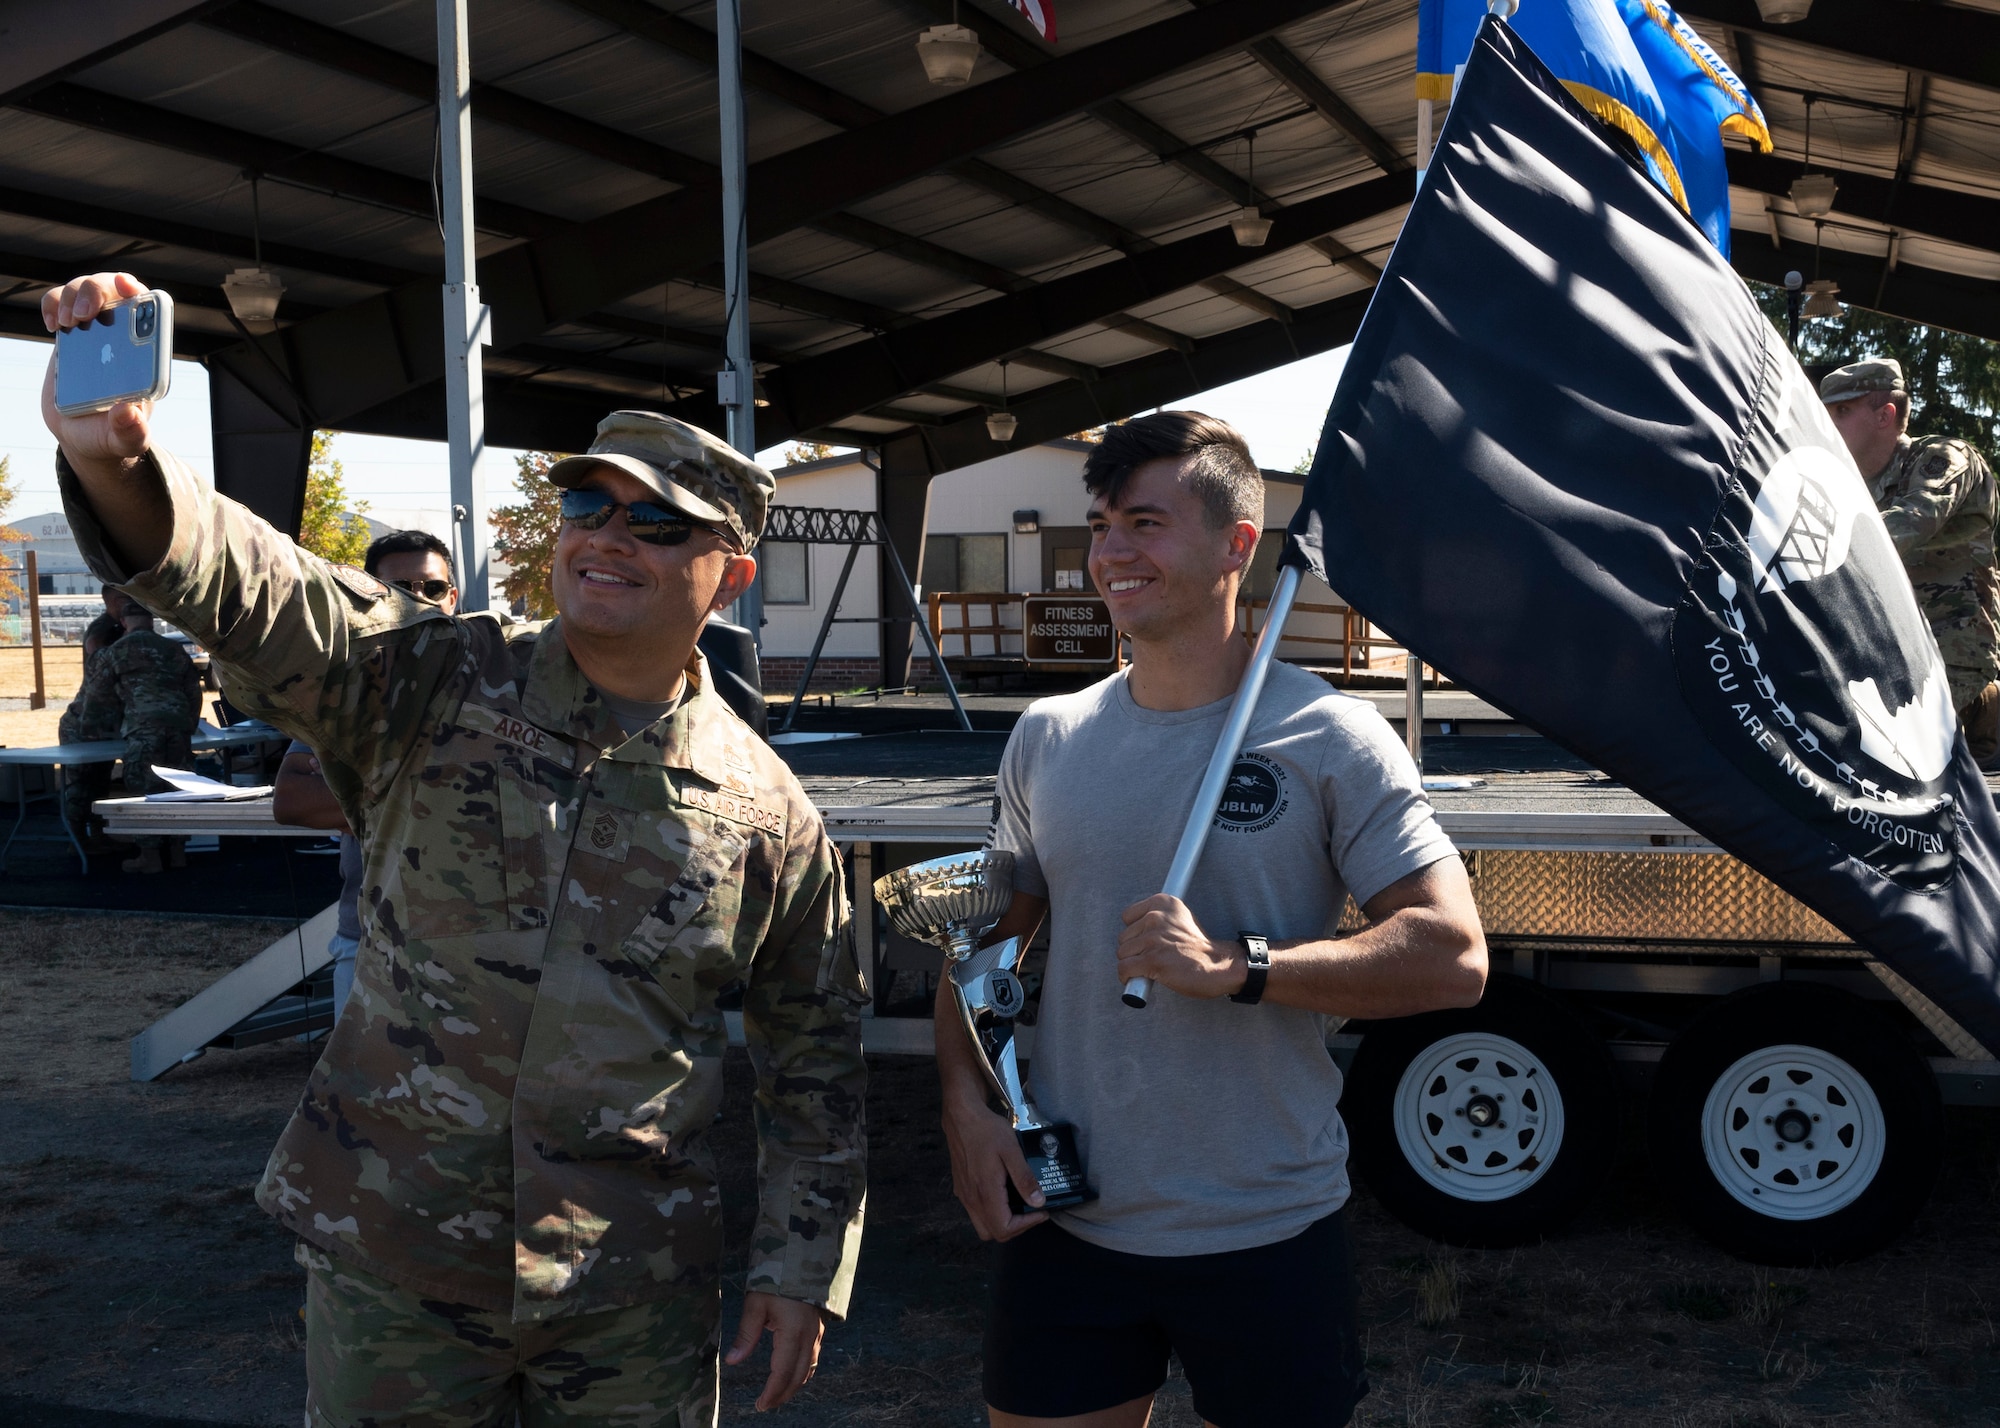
[1123,563,1305,1008]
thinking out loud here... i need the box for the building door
[1040,527,1092,592]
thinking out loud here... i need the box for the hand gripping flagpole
[1123,563,1305,1008]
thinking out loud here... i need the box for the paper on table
[144,766,274,801]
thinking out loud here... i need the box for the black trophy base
[1010,1122,1096,1212]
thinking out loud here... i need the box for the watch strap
[1230,933,1271,1005]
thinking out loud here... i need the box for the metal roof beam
[917,0,1372,294]
[1732,238,2000,346]
[0,181,427,288]
[819,287,1375,476]
[14,82,562,240]
[0,0,223,105]
[704,172,1412,446]
[1725,150,2000,257]
[207,0,1349,429]
[200,2,713,188]
[1245,37,1409,175]
[1685,1,2000,94]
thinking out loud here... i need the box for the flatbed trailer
[790,733,1999,1266]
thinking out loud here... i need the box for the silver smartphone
[53,290,175,415]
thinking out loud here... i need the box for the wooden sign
[1023,595,1117,665]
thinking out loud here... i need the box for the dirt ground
[1,645,80,747]
[2,912,1997,1427]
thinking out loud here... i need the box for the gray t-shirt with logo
[991,661,1458,1257]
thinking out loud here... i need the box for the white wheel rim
[1391,1031,1566,1202]
[1698,1043,1886,1221]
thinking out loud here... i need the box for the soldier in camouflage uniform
[1822,357,2000,763]
[44,269,866,1428]
[57,595,130,845]
[62,599,201,866]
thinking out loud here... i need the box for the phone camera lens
[134,301,157,338]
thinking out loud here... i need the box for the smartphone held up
[53,290,174,416]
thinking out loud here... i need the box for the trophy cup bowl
[876,850,1017,959]
[873,848,1094,1212]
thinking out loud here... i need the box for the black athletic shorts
[983,1208,1368,1427]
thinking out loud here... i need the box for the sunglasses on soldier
[560,488,729,548]
[391,578,453,601]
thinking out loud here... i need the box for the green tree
[1292,443,1316,475]
[490,451,565,620]
[297,432,371,565]
[1752,284,2000,451]
[782,441,834,466]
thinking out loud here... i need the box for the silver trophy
[876,850,1093,1210]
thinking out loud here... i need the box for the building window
[921,534,1008,594]
[762,540,809,605]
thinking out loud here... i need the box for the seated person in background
[58,611,128,850]
[273,529,460,1014]
[78,599,202,873]
[83,582,126,653]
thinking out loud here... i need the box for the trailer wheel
[1649,982,1942,1265]
[1344,975,1618,1247]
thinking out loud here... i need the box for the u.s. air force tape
[683,784,786,835]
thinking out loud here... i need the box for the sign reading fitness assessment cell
[1023,595,1117,665]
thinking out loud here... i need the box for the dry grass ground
[1,646,80,746]
[1,913,1996,1426]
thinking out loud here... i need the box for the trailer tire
[1344,974,1617,1247]
[1649,982,1942,1265]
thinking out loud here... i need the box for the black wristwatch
[1230,934,1271,1005]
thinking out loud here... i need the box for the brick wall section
[759,656,883,693]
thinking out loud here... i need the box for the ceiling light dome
[1801,278,1842,318]
[917,24,980,86]
[986,410,1018,442]
[222,266,285,325]
[1790,172,1837,219]
[1753,0,1812,21]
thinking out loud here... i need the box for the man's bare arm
[272,751,354,835]
[936,889,1051,1242]
[40,273,173,574]
[1115,858,1488,1018]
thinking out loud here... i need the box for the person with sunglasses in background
[41,272,866,1428]
[273,530,459,1017]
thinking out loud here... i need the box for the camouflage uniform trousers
[1958,676,2000,764]
[103,726,193,855]
[300,1243,720,1428]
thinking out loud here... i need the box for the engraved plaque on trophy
[876,850,1095,1211]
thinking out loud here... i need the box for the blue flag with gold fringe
[1416,0,1769,255]
[1295,18,2000,1049]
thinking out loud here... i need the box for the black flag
[1286,18,2000,1049]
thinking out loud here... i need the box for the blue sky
[0,334,1349,530]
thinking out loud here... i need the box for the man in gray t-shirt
[936,412,1488,1428]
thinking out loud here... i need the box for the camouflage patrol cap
[1818,357,1906,406]
[547,411,774,552]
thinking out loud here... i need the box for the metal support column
[437,0,491,612]
[716,0,764,645]
[1405,655,1424,766]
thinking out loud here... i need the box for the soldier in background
[44,271,865,1426]
[1822,357,2000,763]
[75,598,202,872]
[57,601,128,850]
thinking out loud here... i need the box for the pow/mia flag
[1284,17,2000,1048]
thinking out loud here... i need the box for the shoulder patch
[683,783,787,835]
[329,564,389,602]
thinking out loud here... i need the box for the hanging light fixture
[986,358,1017,442]
[1789,97,1837,220]
[1753,0,1813,21]
[918,2,980,86]
[1230,131,1274,247]
[1801,278,1843,318]
[222,172,286,326]
[1800,217,1842,319]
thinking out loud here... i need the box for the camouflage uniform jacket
[77,627,201,739]
[60,449,867,1324]
[1868,433,2000,708]
[83,609,125,651]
